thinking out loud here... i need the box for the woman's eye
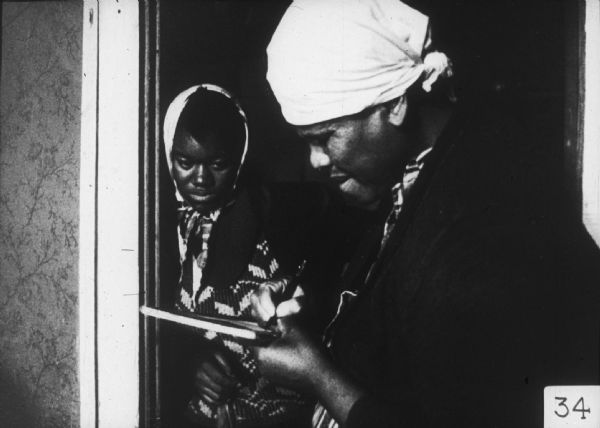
[175,157,192,170]
[314,132,333,147]
[309,133,333,155]
[211,160,229,170]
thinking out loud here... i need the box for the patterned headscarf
[267,0,453,126]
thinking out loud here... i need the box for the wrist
[307,351,336,396]
[306,353,365,427]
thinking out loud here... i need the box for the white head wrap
[267,0,453,126]
[163,84,249,202]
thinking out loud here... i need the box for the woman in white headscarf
[251,1,600,428]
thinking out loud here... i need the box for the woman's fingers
[251,279,288,322]
[213,351,235,377]
[276,285,306,317]
[275,295,305,318]
[194,352,238,401]
[201,366,237,390]
[197,364,237,388]
[198,385,221,404]
[291,285,305,298]
[251,279,308,323]
[195,370,235,402]
[195,367,225,393]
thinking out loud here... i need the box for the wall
[0,2,81,427]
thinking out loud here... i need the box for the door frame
[79,1,141,427]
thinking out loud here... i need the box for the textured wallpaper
[0,2,81,427]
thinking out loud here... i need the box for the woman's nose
[309,145,331,169]
[193,164,213,186]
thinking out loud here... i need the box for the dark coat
[332,99,600,427]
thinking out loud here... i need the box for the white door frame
[79,1,140,427]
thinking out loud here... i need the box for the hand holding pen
[250,260,332,394]
[251,261,306,328]
[216,261,304,428]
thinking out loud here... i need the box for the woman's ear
[386,96,408,127]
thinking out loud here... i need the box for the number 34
[554,397,591,419]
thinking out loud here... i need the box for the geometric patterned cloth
[175,203,309,427]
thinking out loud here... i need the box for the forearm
[307,353,427,428]
[308,356,365,427]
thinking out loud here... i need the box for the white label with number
[544,386,600,428]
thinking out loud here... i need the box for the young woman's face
[171,128,242,213]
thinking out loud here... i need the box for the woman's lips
[187,191,216,202]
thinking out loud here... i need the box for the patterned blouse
[175,201,309,427]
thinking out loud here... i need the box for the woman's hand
[193,348,239,405]
[250,278,324,391]
[250,282,366,427]
[253,317,329,392]
[250,278,305,324]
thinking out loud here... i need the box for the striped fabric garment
[380,147,432,250]
[176,205,221,310]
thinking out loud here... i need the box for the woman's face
[171,128,242,213]
[296,105,412,209]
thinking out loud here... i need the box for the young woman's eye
[175,157,192,170]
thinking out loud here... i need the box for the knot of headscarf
[177,203,220,259]
[267,0,453,126]
[422,51,453,93]
[176,202,221,296]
